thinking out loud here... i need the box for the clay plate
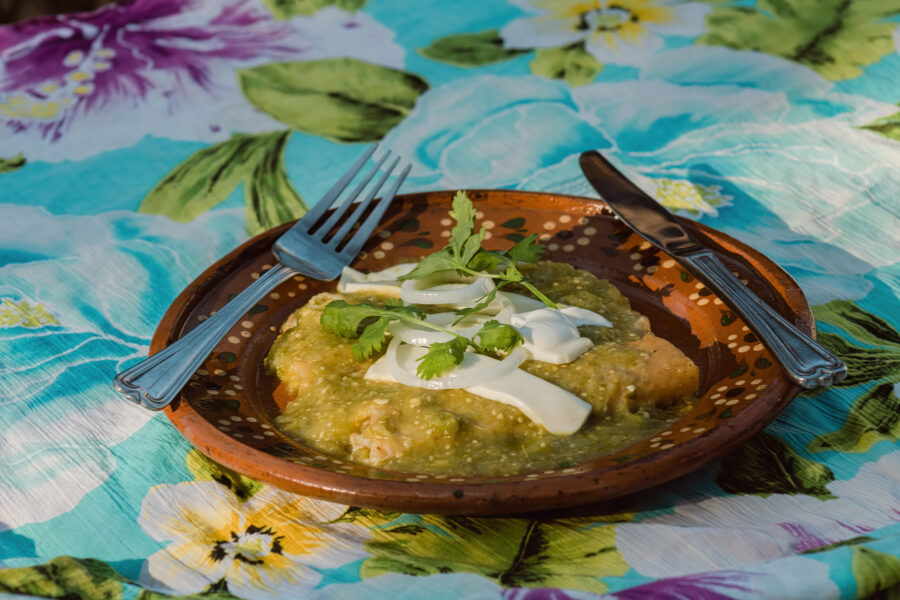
[156,190,812,515]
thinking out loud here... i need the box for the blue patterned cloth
[1,1,899,598]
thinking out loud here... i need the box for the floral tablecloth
[2,0,900,598]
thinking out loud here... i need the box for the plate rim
[157,189,811,515]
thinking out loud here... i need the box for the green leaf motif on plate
[139,131,306,235]
[529,44,603,86]
[808,300,900,453]
[243,130,308,236]
[851,546,900,598]
[716,431,835,498]
[360,515,628,593]
[0,556,126,600]
[0,153,25,174]
[696,0,899,80]
[262,0,366,19]
[186,449,263,501]
[501,217,526,229]
[860,109,900,143]
[238,59,428,142]
[419,30,528,67]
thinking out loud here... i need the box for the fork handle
[114,263,297,409]
[679,250,846,389]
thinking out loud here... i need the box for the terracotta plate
[157,190,812,515]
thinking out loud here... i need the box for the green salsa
[266,262,697,476]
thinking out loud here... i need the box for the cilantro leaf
[459,226,487,266]
[448,190,476,256]
[507,233,545,264]
[453,281,509,323]
[320,300,372,337]
[398,248,457,281]
[396,190,556,308]
[353,315,393,361]
[322,190,558,376]
[417,336,468,379]
[475,320,522,354]
[321,300,482,368]
[467,249,502,272]
[320,300,424,338]
[321,300,427,360]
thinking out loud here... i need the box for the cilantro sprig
[398,191,557,315]
[319,191,553,379]
[321,301,522,379]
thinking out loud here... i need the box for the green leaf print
[0,557,247,600]
[0,556,126,600]
[419,30,528,67]
[851,546,900,598]
[812,300,900,387]
[262,0,366,19]
[529,44,603,86]
[814,300,900,349]
[139,131,306,235]
[330,505,402,525]
[809,382,900,453]
[716,431,835,498]
[860,110,900,143]
[238,59,428,143]
[0,299,58,328]
[139,132,276,222]
[186,449,263,501]
[243,130,308,237]
[807,300,900,453]
[361,515,628,593]
[815,332,900,388]
[136,582,242,600]
[0,153,25,174]
[802,535,878,554]
[697,0,899,81]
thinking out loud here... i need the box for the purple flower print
[0,0,404,161]
[613,571,753,600]
[1,0,292,139]
[503,587,597,600]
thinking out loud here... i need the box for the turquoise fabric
[1,0,899,598]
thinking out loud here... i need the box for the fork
[114,144,411,410]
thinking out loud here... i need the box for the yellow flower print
[651,178,731,216]
[138,481,368,600]
[501,0,710,67]
[0,299,58,328]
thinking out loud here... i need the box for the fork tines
[301,144,409,249]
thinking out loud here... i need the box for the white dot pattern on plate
[180,204,786,488]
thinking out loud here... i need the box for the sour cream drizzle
[339,264,611,435]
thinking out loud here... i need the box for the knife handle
[679,250,846,389]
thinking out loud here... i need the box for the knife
[579,150,846,389]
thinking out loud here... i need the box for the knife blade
[579,150,846,389]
